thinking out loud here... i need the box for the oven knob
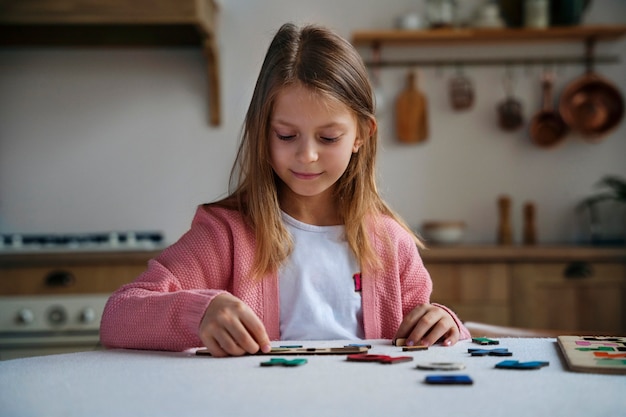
[47,306,67,326]
[79,307,96,324]
[16,308,35,325]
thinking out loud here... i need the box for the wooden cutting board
[395,71,428,143]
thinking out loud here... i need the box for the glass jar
[524,0,549,28]
[426,0,457,28]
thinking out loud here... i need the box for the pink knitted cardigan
[100,205,470,351]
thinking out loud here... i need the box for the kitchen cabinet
[0,0,221,126]
[0,251,159,295]
[351,25,626,68]
[512,262,625,333]
[427,262,511,325]
[421,245,626,333]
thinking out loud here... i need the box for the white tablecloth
[1,338,624,417]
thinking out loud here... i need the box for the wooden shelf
[0,0,221,126]
[352,25,626,69]
[352,25,626,47]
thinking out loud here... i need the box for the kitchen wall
[1,0,625,245]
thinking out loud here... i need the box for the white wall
[1,0,625,245]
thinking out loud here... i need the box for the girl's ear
[353,117,377,153]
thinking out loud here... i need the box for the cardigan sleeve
[398,233,471,340]
[100,206,251,351]
[364,216,470,340]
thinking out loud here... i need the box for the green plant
[578,175,626,210]
[578,176,626,244]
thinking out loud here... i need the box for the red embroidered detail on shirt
[353,273,362,292]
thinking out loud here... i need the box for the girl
[100,23,470,357]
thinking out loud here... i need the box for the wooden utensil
[529,71,568,149]
[523,201,537,245]
[395,70,428,143]
[497,195,513,245]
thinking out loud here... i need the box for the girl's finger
[394,304,428,340]
[414,319,448,347]
[213,327,248,356]
[240,311,271,353]
[224,317,262,355]
[202,335,229,358]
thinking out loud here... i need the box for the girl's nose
[296,137,319,163]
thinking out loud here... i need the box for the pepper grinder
[497,195,513,245]
[523,201,537,245]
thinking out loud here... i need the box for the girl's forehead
[275,84,347,111]
[272,84,355,123]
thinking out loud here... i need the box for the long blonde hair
[213,23,422,279]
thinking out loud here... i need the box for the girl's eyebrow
[271,119,348,129]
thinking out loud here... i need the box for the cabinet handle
[563,262,594,279]
[44,270,76,287]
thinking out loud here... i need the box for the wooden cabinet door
[511,262,626,333]
[426,262,511,326]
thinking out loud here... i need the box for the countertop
[1,246,625,266]
[0,338,624,417]
[419,245,626,262]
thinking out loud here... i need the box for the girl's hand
[199,293,272,357]
[394,303,460,347]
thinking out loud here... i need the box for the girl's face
[269,84,362,209]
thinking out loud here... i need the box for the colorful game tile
[346,354,413,364]
[468,348,512,357]
[424,375,473,385]
[495,360,549,370]
[416,362,466,371]
[472,337,500,345]
[260,358,308,367]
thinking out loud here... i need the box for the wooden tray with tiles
[557,336,626,374]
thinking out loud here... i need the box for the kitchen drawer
[0,264,144,295]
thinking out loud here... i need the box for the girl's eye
[320,135,340,143]
[276,133,296,141]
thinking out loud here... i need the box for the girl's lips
[291,170,321,180]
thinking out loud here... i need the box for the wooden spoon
[395,70,428,143]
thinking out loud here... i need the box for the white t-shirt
[279,212,365,340]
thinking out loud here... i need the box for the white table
[1,338,624,417]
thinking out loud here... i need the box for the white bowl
[420,221,466,245]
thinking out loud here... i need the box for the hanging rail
[362,55,619,68]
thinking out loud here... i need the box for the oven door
[0,332,102,360]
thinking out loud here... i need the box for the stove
[0,295,108,360]
[0,231,164,360]
[0,231,165,253]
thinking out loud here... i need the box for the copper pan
[559,59,624,141]
[529,71,568,149]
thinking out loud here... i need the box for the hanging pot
[529,71,569,149]
[559,62,624,141]
[497,70,524,131]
